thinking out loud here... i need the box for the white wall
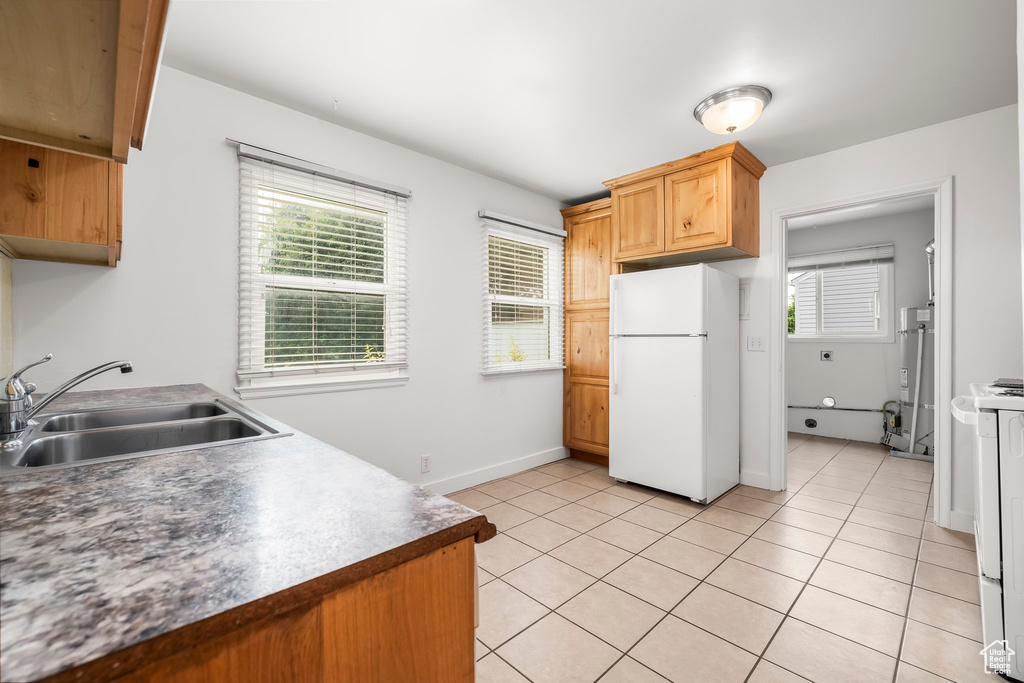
[715,104,1022,523]
[786,210,934,442]
[11,67,566,490]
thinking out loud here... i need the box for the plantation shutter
[821,265,880,333]
[481,217,564,374]
[792,273,818,335]
[236,148,409,395]
[788,243,892,337]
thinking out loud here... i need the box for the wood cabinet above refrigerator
[0,0,169,163]
[604,142,766,267]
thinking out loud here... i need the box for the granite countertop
[0,384,495,682]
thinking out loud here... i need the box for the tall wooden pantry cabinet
[562,198,614,465]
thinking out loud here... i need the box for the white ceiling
[162,0,1016,203]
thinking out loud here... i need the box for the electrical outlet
[820,350,833,361]
[746,335,766,352]
[420,454,431,474]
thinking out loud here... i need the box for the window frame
[481,220,564,376]
[235,152,410,399]
[788,261,895,344]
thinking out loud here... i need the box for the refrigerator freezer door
[609,336,706,500]
[611,265,705,336]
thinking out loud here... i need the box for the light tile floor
[451,433,984,683]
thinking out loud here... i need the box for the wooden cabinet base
[570,448,609,468]
[109,540,477,683]
[612,243,756,269]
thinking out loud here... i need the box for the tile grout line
[483,444,835,679]
[478,473,711,669]
[891,521,929,683]
[595,443,879,679]
[480,466,780,676]
[485,491,703,680]
[472,440,951,682]
[739,440,886,681]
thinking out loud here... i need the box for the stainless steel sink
[40,402,227,432]
[1,400,290,474]
[18,419,261,468]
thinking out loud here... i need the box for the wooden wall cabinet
[605,142,765,267]
[610,177,663,259]
[1,0,169,162]
[0,140,123,267]
[0,0,167,267]
[562,198,614,464]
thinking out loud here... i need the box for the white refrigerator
[609,264,739,503]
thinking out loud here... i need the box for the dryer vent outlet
[804,419,817,429]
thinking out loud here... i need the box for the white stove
[951,384,1024,681]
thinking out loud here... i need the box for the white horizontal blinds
[821,265,881,333]
[238,157,408,379]
[482,219,564,373]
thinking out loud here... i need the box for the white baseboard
[739,470,773,490]
[948,509,975,535]
[422,446,568,495]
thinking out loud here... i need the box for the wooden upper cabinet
[610,177,664,260]
[665,158,728,251]
[564,199,613,310]
[0,140,123,266]
[605,142,765,266]
[0,0,169,162]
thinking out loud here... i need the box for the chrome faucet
[1,354,133,450]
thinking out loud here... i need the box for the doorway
[767,178,954,529]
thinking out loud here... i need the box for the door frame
[768,177,955,529]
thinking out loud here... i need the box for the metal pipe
[787,405,884,413]
[908,325,925,453]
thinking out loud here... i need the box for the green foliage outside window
[493,337,529,364]
[260,187,388,367]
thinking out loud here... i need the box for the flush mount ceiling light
[693,85,772,135]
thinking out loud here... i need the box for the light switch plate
[746,335,766,352]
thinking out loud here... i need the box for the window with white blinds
[481,219,564,374]
[788,243,894,342]
[236,152,409,398]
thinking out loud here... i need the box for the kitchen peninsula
[0,385,495,682]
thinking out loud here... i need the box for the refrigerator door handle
[610,336,618,394]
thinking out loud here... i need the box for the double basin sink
[1,400,290,474]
